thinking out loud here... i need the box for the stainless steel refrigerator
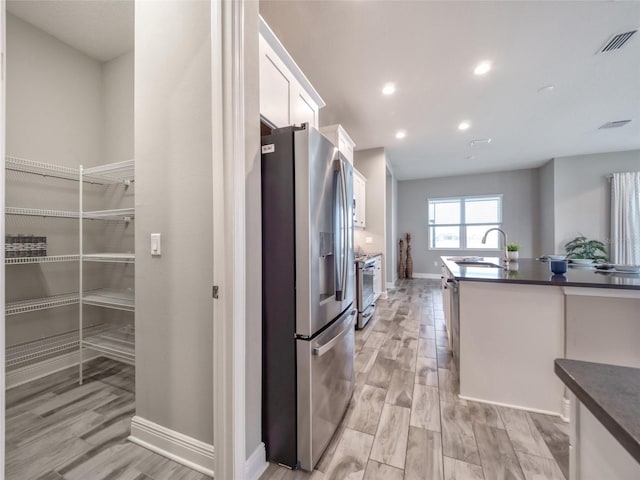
[261,124,355,471]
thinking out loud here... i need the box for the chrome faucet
[482,227,509,267]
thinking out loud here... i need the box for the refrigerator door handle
[334,169,344,298]
[312,310,356,356]
[339,158,349,300]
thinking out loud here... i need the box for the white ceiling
[7,0,133,62]
[260,1,640,180]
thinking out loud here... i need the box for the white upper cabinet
[353,168,366,229]
[259,17,325,129]
[319,124,356,164]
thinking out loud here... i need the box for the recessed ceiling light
[395,130,406,139]
[473,61,492,76]
[382,83,396,95]
[537,84,555,94]
[458,121,471,131]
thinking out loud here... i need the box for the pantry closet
[4,2,134,387]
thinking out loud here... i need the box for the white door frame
[212,0,247,479]
[0,0,7,474]
[0,0,248,477]
[1,0,6,475]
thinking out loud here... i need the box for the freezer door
[296,307,356,471]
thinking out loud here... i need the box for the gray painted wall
[135,0,213,444]
[103,51,134,165]
[6,13,103,167]
[385,167,398,285]
[397,168,540,275]
[552,150,640,255]
[538,159,556,255]
[244,0,263,459]
[5,14,131,346]
[354,148,387,289]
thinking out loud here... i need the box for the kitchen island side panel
[459,281,565,415]
[261,129,298,467]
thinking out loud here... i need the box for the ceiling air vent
[598,120,632,129]
[599,30,637,53]
[469,138,492,147]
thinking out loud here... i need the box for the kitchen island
[441,257,640,418]
[555,359,640,479]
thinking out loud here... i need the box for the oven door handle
[313,310,356,356]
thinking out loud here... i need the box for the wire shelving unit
[82,160,134,185]
[83,208,134,222]
[78,160,136,383]
[5,207,79,218]
[6,254,80,265]
[6,324,107,369]
[82,289,134,312]
[5,155,79,181]
[82,253,135,263]
[4,155,136,384]
[82,324,135,365]
[6,293,80,316]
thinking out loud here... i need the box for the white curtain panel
[611,171,640,264]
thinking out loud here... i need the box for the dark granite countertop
[441,257,640,290]
[555,359,640,463]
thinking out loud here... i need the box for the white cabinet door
[320,124,356,164]
[259,36,290,128]
[291,85,317,128]
[353,170,366,228]
[259,18,324,129]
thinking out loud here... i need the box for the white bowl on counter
[569,259,594,265]
[614,264,640,273]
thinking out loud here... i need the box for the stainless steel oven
[355,257,376,329]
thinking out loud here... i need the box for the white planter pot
[508,251,519,261]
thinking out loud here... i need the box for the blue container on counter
[550,260,568,274]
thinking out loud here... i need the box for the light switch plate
[365,236,373,244]
[151,233,161,256]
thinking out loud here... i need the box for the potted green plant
[564,235,608,263]
[507,243,520,261]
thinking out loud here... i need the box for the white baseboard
[129,416,215,477]
[386,281,396,290]
[6,350,101,389]
[412,273,441,280]
[246,442,268,480]
[457,394,563,418]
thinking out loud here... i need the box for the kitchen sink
[455,261,501,268]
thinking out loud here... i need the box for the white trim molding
[212,0,247,478]
[458,395,566,420]
[412,273,441,280]
[245,442,268,480]
[129,416,215,477]
[386,281,396,290]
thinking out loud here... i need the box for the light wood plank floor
[5,358,212,480]
[261,279,569,480]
